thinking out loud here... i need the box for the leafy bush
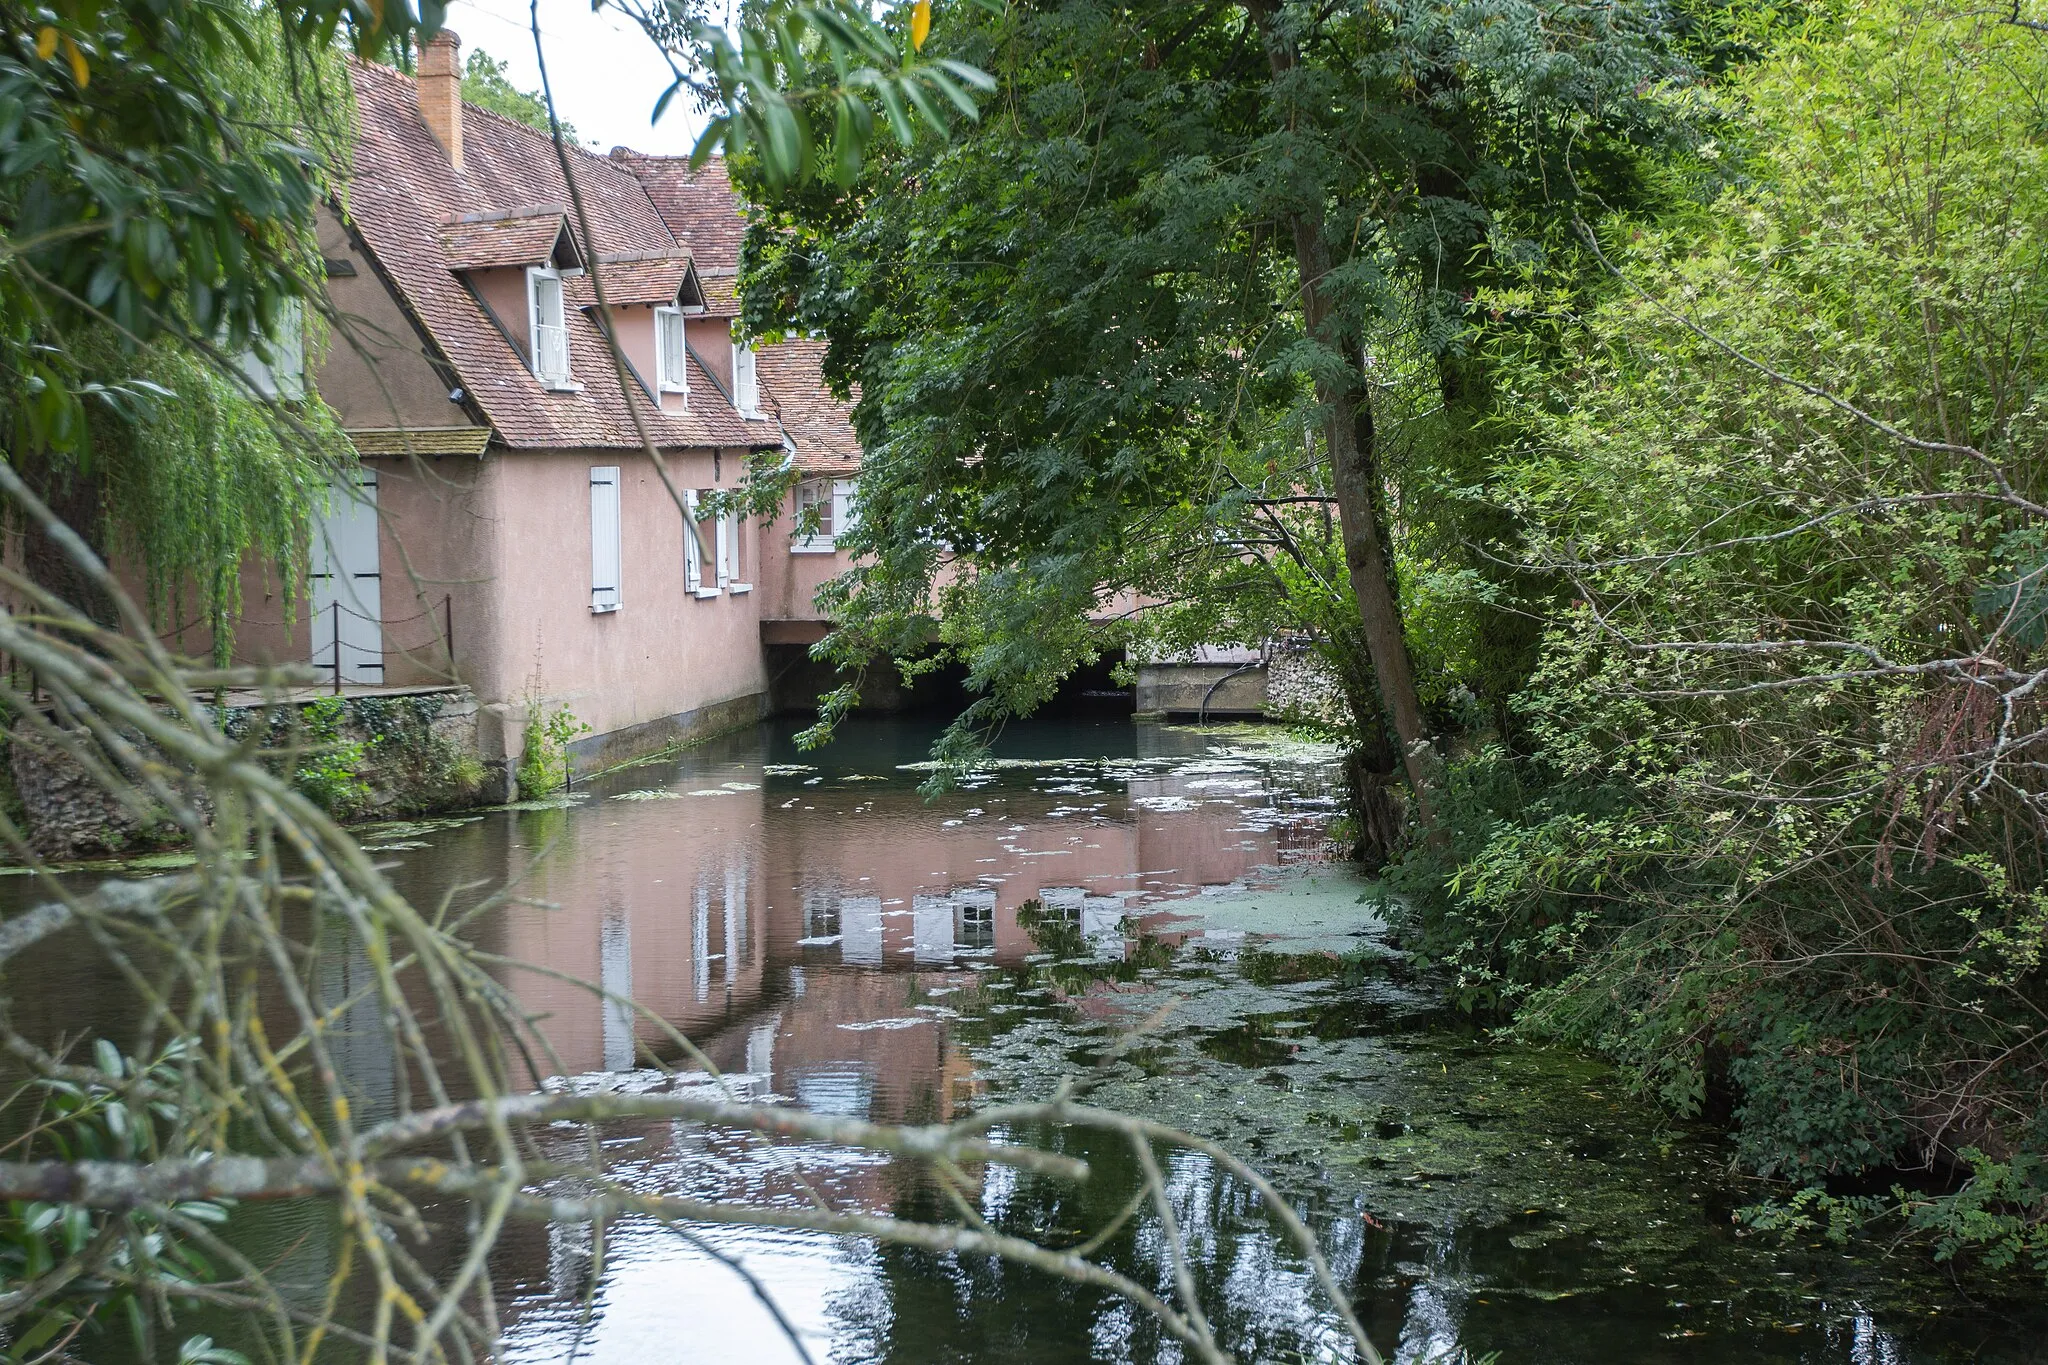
[1392,0,2048,1271]
[0,1040,240,1363]
[290,695,371,815]
[518,701,590,797]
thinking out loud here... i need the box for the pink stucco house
[221,34,863,783]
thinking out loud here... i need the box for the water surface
[10,717,2047,1363]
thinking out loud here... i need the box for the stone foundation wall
[565,690,769,776]
[1133,662,1268,717]
[3,687,495,862]
[1264,648,1349,729]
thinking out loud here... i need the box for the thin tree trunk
[1251,3,1438,827]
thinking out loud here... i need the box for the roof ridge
[450,203,567,225]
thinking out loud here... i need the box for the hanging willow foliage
[93,338,350,666]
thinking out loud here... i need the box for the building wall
[466,266,532,362]
[480,447,767,753]
[318,208,476,432]
[755,488,852,627]
[374,452,497,688]
[149,551,308,670]
[684,315,734,395]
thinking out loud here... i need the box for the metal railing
[314,595,455,694]
[533,322,570,385]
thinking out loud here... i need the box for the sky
[443,0,717,156]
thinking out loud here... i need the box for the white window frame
[685,491,719,598]
[719,508,750,593]
[732,340,760,418]
[527,265,575,390]
[589,465,621,613]
[792,479,834,554]
[655,306,689,397]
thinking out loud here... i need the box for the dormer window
[656,307,689,397]
[527,266,572,388]
[732,340,759,418]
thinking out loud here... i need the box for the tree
[0,2,1386,1358]
[461,45,575,140]
[1400,0,2048,1256]
[743,0,1679,819]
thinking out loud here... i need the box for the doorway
[310,466,383,686]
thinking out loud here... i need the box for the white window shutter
[684,489,703,591]
[732,342,758,415]
[590,466,621,612]
[658,310,688,393]
[235,298,304,400]
[715,510,731,587]
[531,270,570,385]
[832,479,857,540]
[274,298,305,399]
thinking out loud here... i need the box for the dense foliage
[744,0,1681,795]
[1393,1,2048,1260]
[0,0,358,651]
[745,0,2048,1271]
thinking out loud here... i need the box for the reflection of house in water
[472,730,1317,1117]
[461,728,1335,1352]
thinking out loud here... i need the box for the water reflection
[5,718,2042,1363]
[447,720,1334,1087]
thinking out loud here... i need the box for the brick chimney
[418,31,464,172]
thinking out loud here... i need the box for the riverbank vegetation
[744,0,2048,1279]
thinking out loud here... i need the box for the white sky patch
[445,0,723,155]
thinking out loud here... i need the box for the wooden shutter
[659,310,688,392]
[684,489,703,591]
[274,298,305,399]
[590,466,621,612]
[732,343,758,415]
[831,479,857,541]
[532,271,569,384]
[234,298,304,400]
[715,509,731,588]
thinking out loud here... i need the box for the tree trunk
[1250,2,1439,828]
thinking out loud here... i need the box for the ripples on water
[8,718,2046,1363]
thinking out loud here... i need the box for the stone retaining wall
[3,687,496,861]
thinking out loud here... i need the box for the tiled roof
[607,150,865,473]
[612,152,747,275]
[340,60,773,451]
[696,273,740,319]
[440,211,573,270]
[565,258,690,308]
[756,339,861,473]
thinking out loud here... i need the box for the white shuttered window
[832,479,858,540]
[684,490,710,595]
[732,342,759,417]
[236,298,305,400]
[656,308,688,394]
[589,466,621,613]
[529,268,571,387]
[722,511,748,591]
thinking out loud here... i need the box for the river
[7,716,2046,1362]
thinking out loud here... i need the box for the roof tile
[440,212,572,270]
[341,60,769,451]
[612,152,747,275]
[756,339,861,473]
